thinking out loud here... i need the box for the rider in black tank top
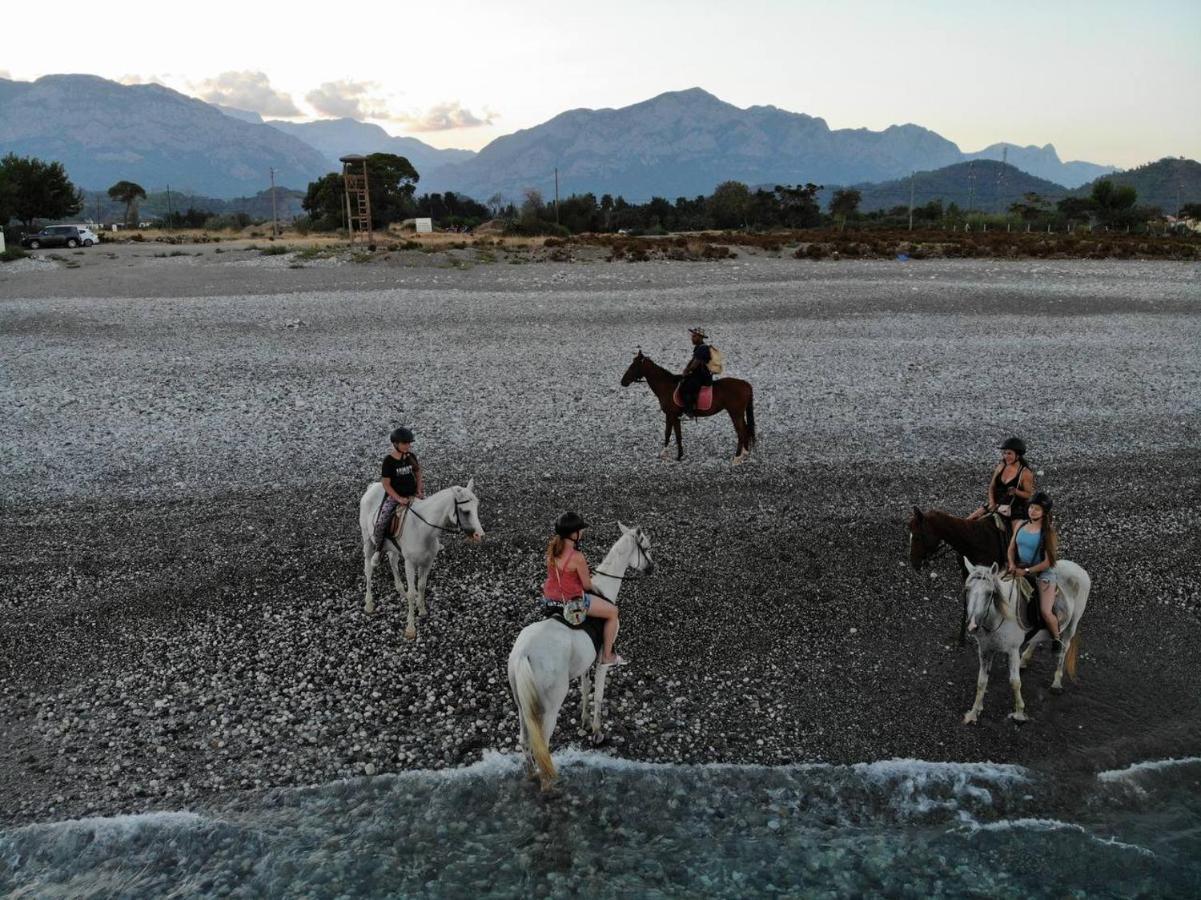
[992,464,1028,520]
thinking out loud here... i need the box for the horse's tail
[744,388,756,449]
[1065,626,1081,682]
[515,656,556,785]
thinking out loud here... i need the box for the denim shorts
[1037,567,1059,586]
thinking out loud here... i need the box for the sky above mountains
[3,0,1198,167]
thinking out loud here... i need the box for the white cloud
[304,80,394,120]
[0,69,11,80]
[119,73,173,88]
[193,71,300,116]
[395,101,496,132]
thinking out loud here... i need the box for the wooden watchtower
[340,154,374,248]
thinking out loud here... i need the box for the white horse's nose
[967,620,978,633]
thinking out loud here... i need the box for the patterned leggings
[372,497,408,548]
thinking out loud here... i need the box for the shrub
[260,245,291,256]
[1,246,29,262]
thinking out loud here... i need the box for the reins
[407,495,475,534]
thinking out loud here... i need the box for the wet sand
[2,248,1199,824]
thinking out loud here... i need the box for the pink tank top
[543,550,585,602]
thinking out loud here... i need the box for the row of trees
[0,154,160,231]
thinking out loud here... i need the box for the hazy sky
[3,0,1198,166]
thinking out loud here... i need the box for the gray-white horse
[358,480,485,639]
[508,524,654,789]
[962,558,1091,724]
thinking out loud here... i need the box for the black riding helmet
[554,511,589,537]
[999,436,1026,455]
[1029,491,1053,512]
[390,426,414,445]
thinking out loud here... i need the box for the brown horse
[908,507,1011,644]
[620,351,755,463]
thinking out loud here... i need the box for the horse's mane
[639,354,680,383]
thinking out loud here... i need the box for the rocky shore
[2,253,1199,825]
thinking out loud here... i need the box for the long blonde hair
[546,535,568,566]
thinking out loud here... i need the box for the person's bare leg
[1039,581,1060,639]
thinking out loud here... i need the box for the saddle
[542,605,605,654]
[1012,576,1066,636]
[672,384,713,412]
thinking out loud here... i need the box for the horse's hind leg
[1007,649,1029,723]
[673,416,684,461]
[415,562,433,617]
[362,540,376,614]
[577,671,592,736]
[660,416,673,460]
[590,665,610,744]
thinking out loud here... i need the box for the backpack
[706,346,724,375]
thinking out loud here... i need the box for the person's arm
[1012,468,1034,502]
[986,464,1002,510]
[381,476,405,503]
[1006,528,1019,572]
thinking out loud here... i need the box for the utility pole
[165,184,173,230]
[554,167,560,225]
[94,192,101,226]
[270,168,279,238]
[908,171,915,231]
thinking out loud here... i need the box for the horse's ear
[963,556,972,571]
[617,521,631,535]
[912,507,923,521]
[989,562,999,576]
[466,477,475,493]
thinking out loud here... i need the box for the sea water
[2,754,1198,898]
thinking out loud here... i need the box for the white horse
[508,524,654,789]
[358,480,485,639]
[961,558,1091,724]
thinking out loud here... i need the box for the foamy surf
[2,756,1196,899]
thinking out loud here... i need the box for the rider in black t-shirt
[680,327,714,414]
[371,426,424,558]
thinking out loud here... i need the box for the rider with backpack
[543,512,626,667]
[680,327,718,414]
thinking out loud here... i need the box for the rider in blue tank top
[1007,492,1062,656]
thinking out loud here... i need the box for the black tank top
[992,463,1028,519]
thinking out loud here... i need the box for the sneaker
[601,654,628,668]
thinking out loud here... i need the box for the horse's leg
[1020,631,1045,669]
[416,560,433,617]
[1007,648,1029,722]
[660,415,673,460]
[673,416,684,461]
[362,539,376,614]
[577,670,592,736]
[727,406,746,464]
[957,557,969,647]
[403,557,418,640]
[1051,620,1070,693]
[388,546,404,602]
[590,663,609,744]
[963,648,992,724]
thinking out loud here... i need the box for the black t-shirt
[381,452,419,497]
[689,343,714,383]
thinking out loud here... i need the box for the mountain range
[0,74,1138,204]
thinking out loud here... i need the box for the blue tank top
[1015,527,1044,566]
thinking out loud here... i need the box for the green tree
[773,183,823,228]
[301,173,344,229]
[365,153,420,225]
[107,180,147,228]
[829,188,861,230]
[1180,202,1201,219]
[1008,192,1049,223]
[1,154,82,228]
[1090,179,1138,226]
[709,181,751,229]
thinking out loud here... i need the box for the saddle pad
[672,385,713,411]
[542,607,605,655]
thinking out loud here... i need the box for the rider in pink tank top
[543,550,585,601]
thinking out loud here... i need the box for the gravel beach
[2,245,1199,826]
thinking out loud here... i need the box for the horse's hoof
[590,732,606,746]
[963,712,979,725]
[658,449,671,461]
[1008,712,1030,724]
[404,626,417,641]
[1050,684,1064,695]
[364,603,375,615]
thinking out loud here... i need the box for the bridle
[408,493,476,534]
[595,535,653,581]
[911,523,953,569]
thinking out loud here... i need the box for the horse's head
[453,478,485,542]
[963,559,1001,634]
[620,350,646,387]
[618,521,655,576]
[908,507,939,570]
